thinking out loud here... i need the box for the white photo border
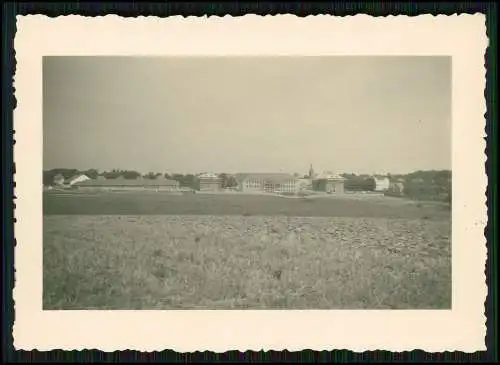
[13,14,488,352]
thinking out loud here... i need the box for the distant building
[386,180,405,197]
[235,173,299,194]
[52,173,65,185]
[197,172,222,192]
[74,176,180,191]
[65,174,90,186]
[372,176,390,192]
[312,172,346,193]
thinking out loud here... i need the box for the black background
[2,1,497,363]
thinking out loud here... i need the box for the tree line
[43,168,239,188]
[337,170,451,192]
[43,168,451,201]
[400,170,451,203]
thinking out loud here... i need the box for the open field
[44,212,451,309]
[44,190,450,220]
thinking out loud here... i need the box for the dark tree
[218,173,228,188]
[218,173,238,188]
[182,174,197,188]
[122,171,141,180]
[48,168,79,179]
[83,169,99,179]
[103,171,121,179]
[402,169,451,202]
[144,172,159,180]
[226,175,238,188]
[43,171,55,186]
[344,176,375,192]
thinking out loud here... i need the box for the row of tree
[43,168,99,185]
[402,170,451,203]
[343,176,377,192]
[43,168,451,201]
[43,168,240,189]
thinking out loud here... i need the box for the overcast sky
[43,56,451,175]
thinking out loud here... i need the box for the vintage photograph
[42,55,452,310]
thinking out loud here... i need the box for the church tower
[309,164,315,179]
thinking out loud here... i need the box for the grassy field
[44,190,450,220]
[43,192,451,309]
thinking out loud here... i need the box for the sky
[43,56,451,175]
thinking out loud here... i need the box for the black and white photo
[13,14,487,352]
[42,55,453,310]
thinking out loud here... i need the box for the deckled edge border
[5,3,495,363]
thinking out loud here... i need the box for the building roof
[235,173,296,184]
[197,172,221,180]
[76,177,179,187]
[315,171,346,181]
[66,174,88,183]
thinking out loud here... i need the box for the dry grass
[43,214,451,310]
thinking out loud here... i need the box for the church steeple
[309,164,315,179]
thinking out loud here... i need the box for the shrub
[404,181,451,202]
[343,177,375,192]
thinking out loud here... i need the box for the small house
[372,176,390,192]
[386,180,405,197]
[65,174,90,186]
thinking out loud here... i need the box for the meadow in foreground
[43,190,451,219]
[43,214,451,309]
